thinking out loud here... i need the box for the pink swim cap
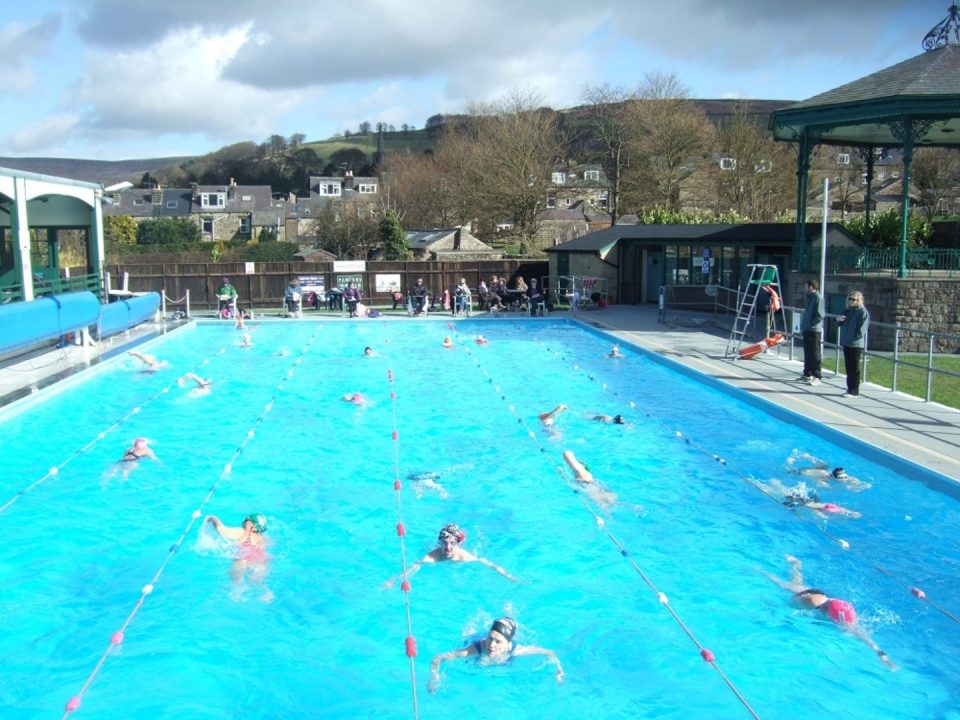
[134,437,147,449]
[825,598,857,625]
[351,393,364,405]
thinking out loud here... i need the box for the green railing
[802,248,960,277]
[0,273,102,303]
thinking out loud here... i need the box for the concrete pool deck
[2,306,958,482]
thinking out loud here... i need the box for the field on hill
[304,130,436,160]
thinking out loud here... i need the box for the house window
[166,201,178,209]
[551,172,565,184]
[239,217,251,234]
[546,195,557,208]
[598,191,609,210]
[201,193,225,208]
[837,153,850,165]
[241,194,253,202]
[202,218,214,234]
[719,157,737,171]
[358,184,377,193]
[320,183,341,196]
[133,199,144,205]
[564,197,571,207]
[754,159,772,173]
[584,170,600,181]
[877,170,886,181]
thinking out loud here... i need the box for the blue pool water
[1,319,959,719]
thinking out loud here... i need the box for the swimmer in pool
[179,372,212,396]
[539,404,567,427]
[206,513,273,602]
[384,523,517,587]
[474,335,489,345]
[787,450,870,491]
[342,392,366,406]
[759,480,861,519]
[609,344,624,358]
[363,346,378,357]
[428,617,563,693]
[409,471,448,499]
[563,450,619,508]
[592,414,628,425]
[128,351,168,372]
[442,336,455,349]
[109,437,158,480]
[765,555,895,668]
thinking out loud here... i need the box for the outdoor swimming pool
[1,318,958,719]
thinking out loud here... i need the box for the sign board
[297,275,325,294]
[375,274,402,293]
[701,259,711,275]
[244,262,256,274]
[333,260,366,273]
[336,274,363,290]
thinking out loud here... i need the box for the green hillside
[304,129,436,160]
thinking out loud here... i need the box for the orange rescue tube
[738,342,765,360]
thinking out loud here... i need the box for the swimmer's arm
[206,515,243,540]
[383,555,430,588]
[849,626,896,669]
[428,646,476,693]
[475,557,518,582]
[514,645,564,683]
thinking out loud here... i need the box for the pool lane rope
[540,338,960,626]
[0,340,234,517]
[62,328,318,718]
[445,323,761,720]
[384,362,421,720]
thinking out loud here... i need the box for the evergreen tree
[379,210,411,260]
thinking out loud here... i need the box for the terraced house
[103,180,282,242]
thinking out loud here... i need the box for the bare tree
[579,83,639,225]
[912,147,960,220]
[707,103,796,220]
[307,199,379,259]
[460,90,567,255]
[631,72,716,212]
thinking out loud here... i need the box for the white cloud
[0,14,62,91]
[67,25,306,144]
[6,113,79,153]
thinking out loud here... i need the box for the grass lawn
[827,352,960,409]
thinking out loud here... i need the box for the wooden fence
[107,259,549,311]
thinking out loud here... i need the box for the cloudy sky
[0,0,949,160]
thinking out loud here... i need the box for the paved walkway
[3,306,958,482]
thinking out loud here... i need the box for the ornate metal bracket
[889,119,934,143]
[923,2,960,50]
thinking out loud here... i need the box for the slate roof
[547,223,859,252]
[771,45,960,147]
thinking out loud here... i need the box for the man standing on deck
[800,280,824,385]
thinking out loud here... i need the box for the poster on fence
[297,275,325,294]
[375,274,402,293]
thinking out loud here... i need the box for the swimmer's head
[245,513,267,533]
[613,415,625,425]
[437,523,465,546]
[364,346,374,355]
[490,617,517,643]
[832,467,847,479]
[134,437,147,449]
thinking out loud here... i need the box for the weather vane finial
[923,2,960,50]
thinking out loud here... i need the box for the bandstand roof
[771,44,960,148]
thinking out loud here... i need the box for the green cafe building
[546,223,859,305]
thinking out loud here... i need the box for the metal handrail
[660,283,960,404]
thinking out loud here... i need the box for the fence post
[185,289,191,318]
[892,325,900,393]
[161,288,167,318]
[926,333,935,402]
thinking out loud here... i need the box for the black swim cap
[490,617,517,641]
[614,415,625,424]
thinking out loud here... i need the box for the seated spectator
[409,278,430,316]
[217,277,239,318]
[326,287,343,311]
[486,275,507,312]
[343,281,362,317]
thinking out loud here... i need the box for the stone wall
[789,273,960,352]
